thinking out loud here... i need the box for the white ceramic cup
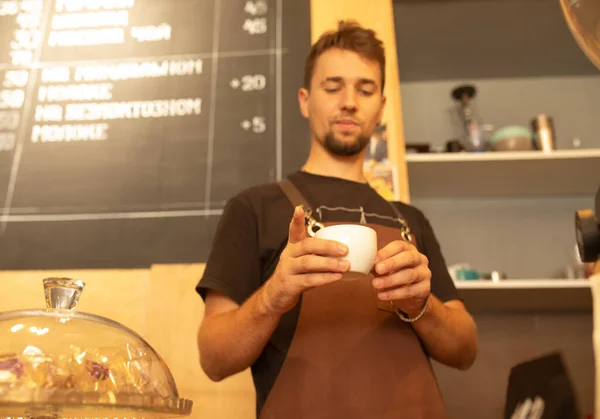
[315,224,378,281]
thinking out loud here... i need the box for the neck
[301,139,368,183]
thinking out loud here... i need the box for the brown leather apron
[258,180,448,419]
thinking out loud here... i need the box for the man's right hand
[198,206,349,382]
[262,206,350,314]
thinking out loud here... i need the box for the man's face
[298,48,386,157]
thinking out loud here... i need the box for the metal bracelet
[390,296,429,323]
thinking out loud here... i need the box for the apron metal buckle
[401,229,413,243]
[302,206,324,237]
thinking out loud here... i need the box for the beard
[322,131,371,157]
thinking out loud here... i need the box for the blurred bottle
[531,114,555,152]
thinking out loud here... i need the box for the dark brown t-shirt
[195,171,459,417]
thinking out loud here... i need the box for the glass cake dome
[0,278,192,419]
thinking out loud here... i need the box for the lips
[334,119,359,128]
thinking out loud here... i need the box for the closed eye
[358,81,377,96]
[323,84,341,93]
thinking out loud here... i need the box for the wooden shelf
[454,279,590,289]
[405,149,600,198]
[454,278,592,312]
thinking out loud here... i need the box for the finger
[290,254,350,275]
[289,237,348,258]
[288,206,307,244]
[376,280,430,302]
[372,267,430,290]
[375,240,414,264]
[374,251,426,276]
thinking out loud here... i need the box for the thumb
[288,206,307,244]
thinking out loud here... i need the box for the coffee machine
[576,185,600,265]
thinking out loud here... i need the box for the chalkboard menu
[0,0,311,269]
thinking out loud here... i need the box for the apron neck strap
[279,178,323,236]
[279,178,312,212]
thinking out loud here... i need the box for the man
[196,20,477,419]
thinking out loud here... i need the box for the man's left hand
[371,240,431,317]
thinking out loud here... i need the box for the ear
[298,87,310,119]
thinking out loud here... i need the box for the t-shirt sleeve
[195,196,262,306]
[417,211,461,303]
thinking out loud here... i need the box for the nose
[340,88,358,113]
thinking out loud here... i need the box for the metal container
[531,114,556,152]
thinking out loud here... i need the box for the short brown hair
[303,20,386,92]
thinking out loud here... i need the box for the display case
[0,278,192,419]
